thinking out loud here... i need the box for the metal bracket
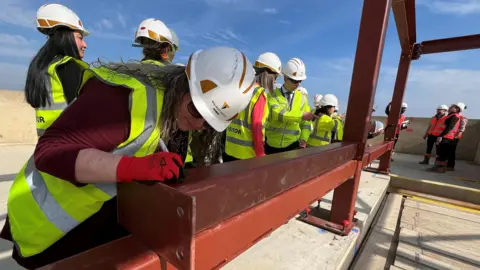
[363,167,389,175]
[411,43,423,60]
[297,207,357,236]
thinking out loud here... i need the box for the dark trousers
[222,153,240,163]
[447,139,459,168]
[393,134,400,149]
[265,141,300,155]
[436,138,455,165]
[425,134,437,156]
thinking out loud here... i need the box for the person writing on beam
[224,52,282,161]
[265,58,316,154]
[1,47,256,269]
[26,3,90,138]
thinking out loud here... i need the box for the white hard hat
[36,4,89,36]
[456,102,466,112]
[319,94,338,107]
[437,104,448,110]
[282,58,307,80]
[402,102,408,108]
[134,18,173,46]
[186,47,255,132]
[298,87,308,96]
[254,52,282,74]
[313,94,323,108]
[169,28,180,51]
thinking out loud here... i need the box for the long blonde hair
[255,70,277,93]
[94,61,223,165]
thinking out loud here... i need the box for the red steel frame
[40,0,480,269]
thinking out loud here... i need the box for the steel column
[378,53,412,172]
[329,0,392,227]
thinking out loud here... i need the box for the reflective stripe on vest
[266,88,307,148]
[225,85,269,159]
[307,114,335,147]
[440,113,460,139]
[332,118,343,140]
[36,56,89,137]
[8,66,163,257]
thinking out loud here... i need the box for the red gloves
[116,152,184,183]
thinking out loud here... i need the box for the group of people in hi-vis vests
[0,3,367,269]
[419,103,468,173]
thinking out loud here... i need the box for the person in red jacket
[428,104,461,173]
[419,104,448,165]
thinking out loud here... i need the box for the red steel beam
[331,0,392,226]
[117,143,357,269]
[378,53,412,172]
[418,34,480,55]
[392,0,411,53]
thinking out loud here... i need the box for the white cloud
[279,20,291,25]
[117,13,127,29]
[0,62,28,90]
[201,29,247,45]
[0,33,31,45]
[0,47,36,58]
[97,19,114,30]
[0,0,35,28]
[417,0,480,15]
[263,8,278,14]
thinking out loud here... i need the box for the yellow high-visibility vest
[8,66,164,257]
[307,114,335,147]
[225,85,269,159]
[332,117,344,140]
[266,88,311,148]
[35,56,89,137]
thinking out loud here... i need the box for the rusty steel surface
[117,183,196,269]
[193,161,358,270]
[330,0,392,229]
[379,53,412,172]
[178,142,356,232]
[418,34,480,55]
[39,236,161,270]
[392,0,416,53]
[298,212,353,236]
[362,141,395,166]
[342,0,392,160]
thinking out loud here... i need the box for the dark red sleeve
[34,79,131,184]
[251,94,266,157]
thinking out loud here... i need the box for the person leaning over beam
[1,47,256,269]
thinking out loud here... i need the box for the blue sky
[1,0,480,118]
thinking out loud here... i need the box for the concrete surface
[386,153,480,205]
[394,198,480,269]
[0,90,37,145]
[371,116,480,162]
[223,170,390,270]
[351,194,403,270]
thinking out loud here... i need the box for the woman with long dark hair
[133,18,176,66]
[224,52,282,161]
[26,3,89,137]
[2,46,256,269]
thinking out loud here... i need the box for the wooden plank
[353,194,403,270]
[396,243,458,270]
[403,199,480,223]
[400,228,480,267]
[389,265,404,270]
[400,209,480,259]
[394,255,435,270]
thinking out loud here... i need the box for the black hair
[315,105,334,116]
[25,27,80,108]
[139,38,171,63]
